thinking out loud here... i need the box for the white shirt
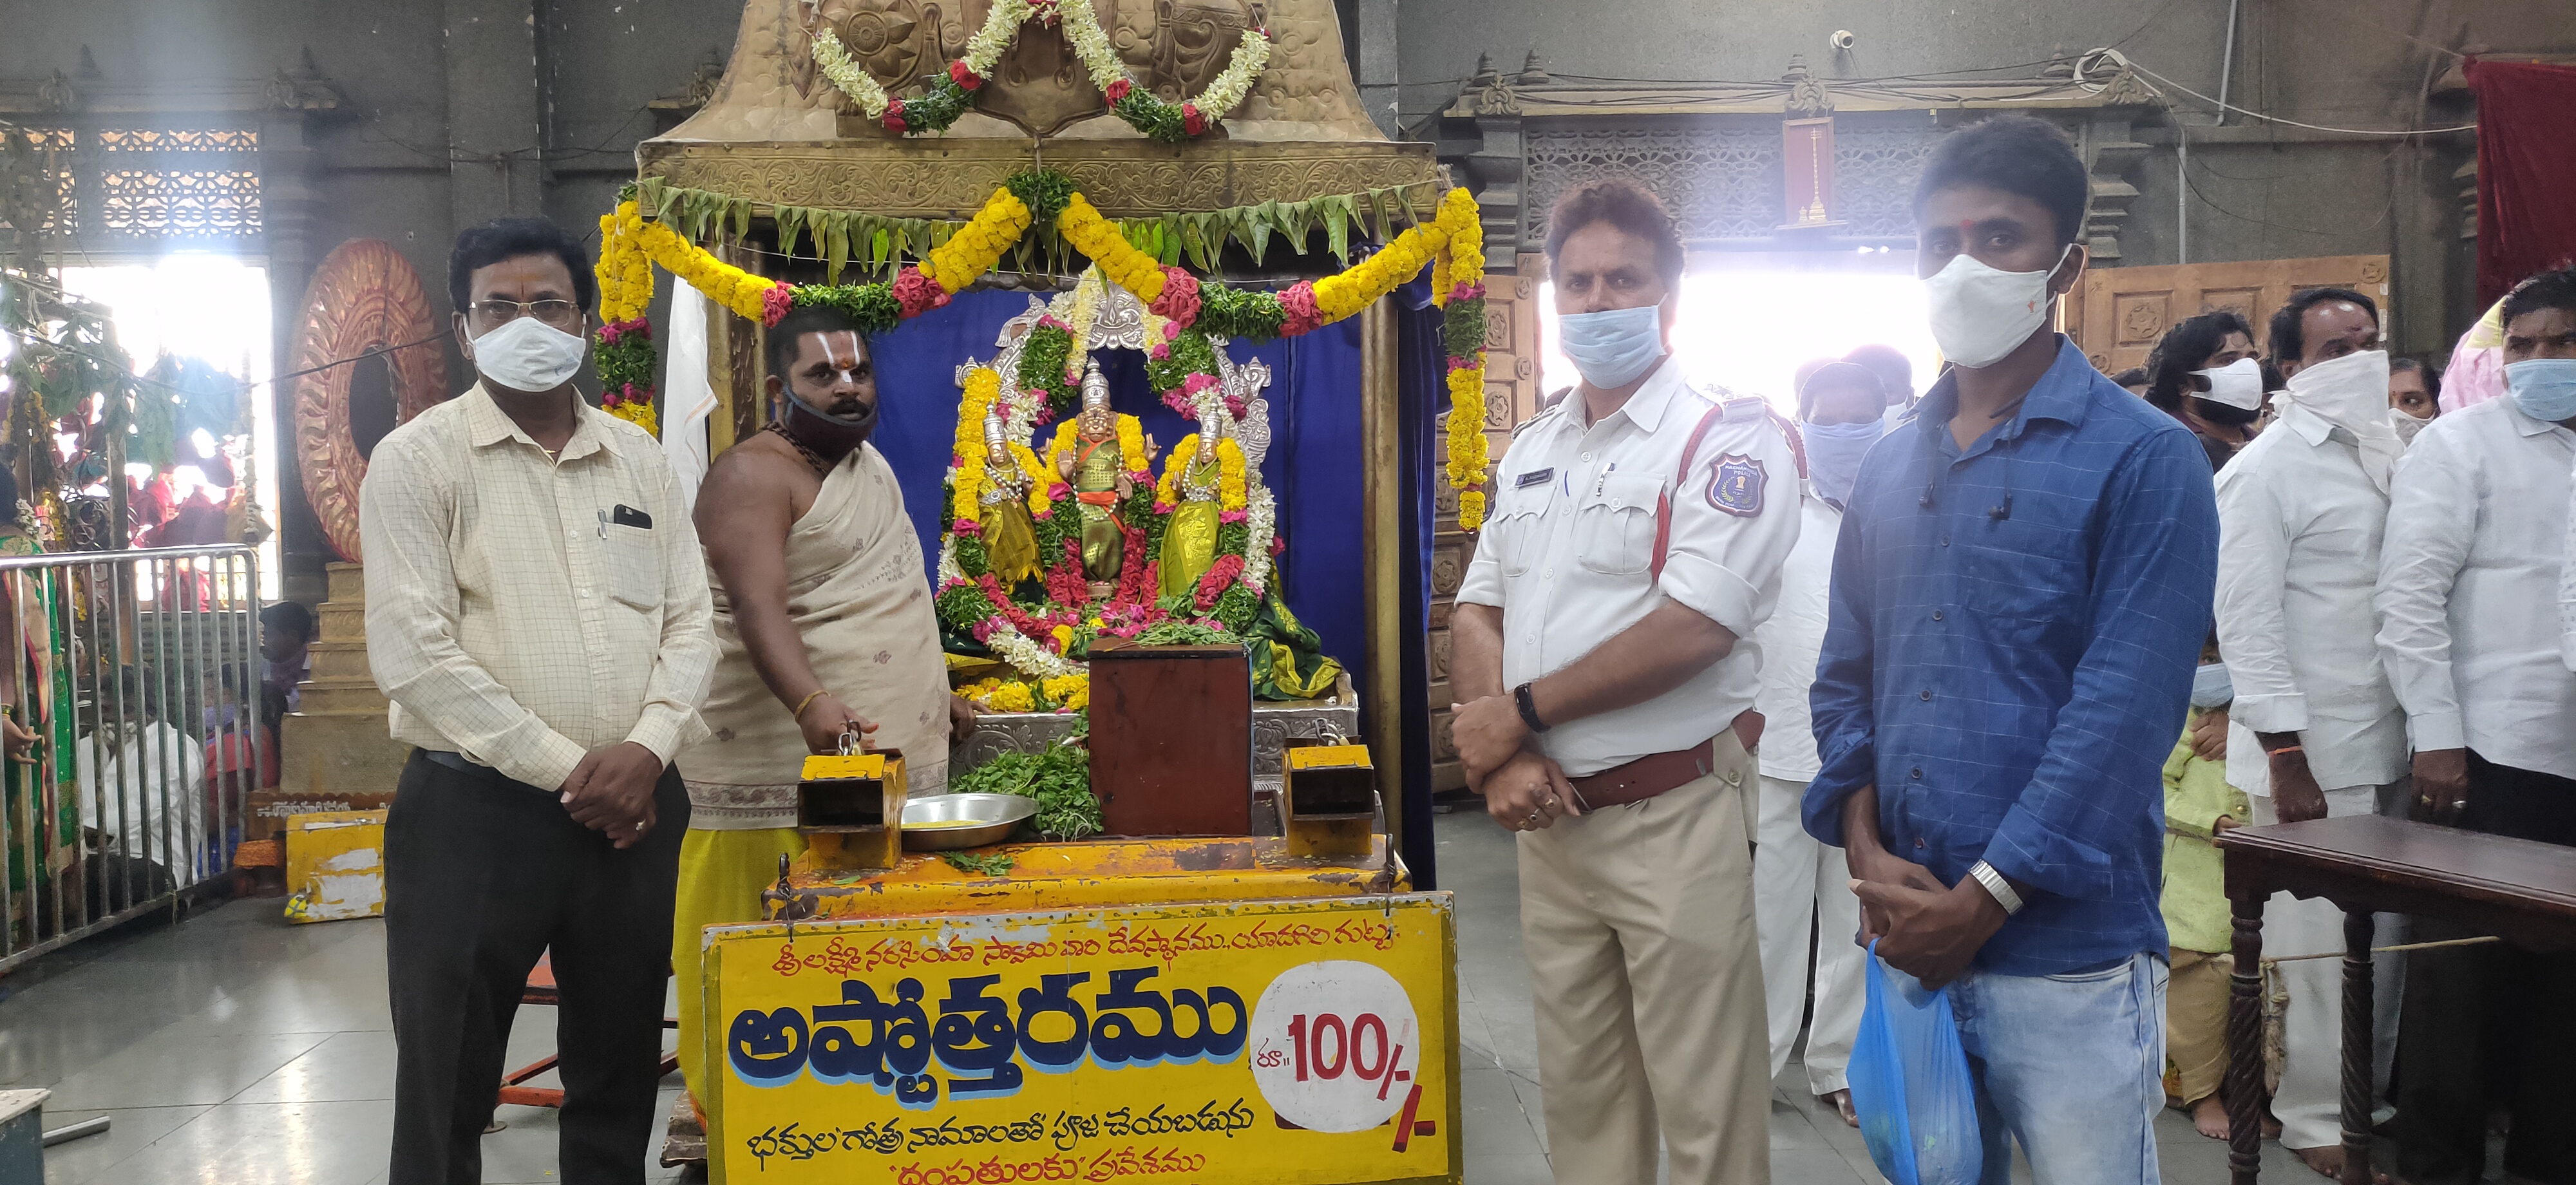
[1457,363,1802,777]
[1751,492,1841,783]
[2374,396,2576,780]
[2213,404,2408,794]
[77,721,207,860]
[361,385,719,792]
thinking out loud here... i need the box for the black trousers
[2391,750,2576,1185]
[384,750,687,1185]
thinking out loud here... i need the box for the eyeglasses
[470,298,585,330]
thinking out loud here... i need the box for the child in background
[2164,645,2253,1141]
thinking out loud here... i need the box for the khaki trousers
[2166,947,2234,1104]
[1517,732,1769,1185]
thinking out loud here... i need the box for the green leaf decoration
[1321,196,1351,265]
[823,217,849,285]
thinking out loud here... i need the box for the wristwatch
[1513,682,1551,734]
[1967,861,2024,915]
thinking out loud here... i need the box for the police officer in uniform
[1451,178,1801,1185]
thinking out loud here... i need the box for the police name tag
[1514,468,1554,488]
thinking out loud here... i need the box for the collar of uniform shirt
[1572,359,1685,433]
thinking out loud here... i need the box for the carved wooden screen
[2068,255,2393,375]
[1425,253,1542,793]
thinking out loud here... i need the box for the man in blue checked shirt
[1803,115,2218,1184]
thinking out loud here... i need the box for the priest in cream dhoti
[672,304,974,1119]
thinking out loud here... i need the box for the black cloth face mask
[2188,395,2262,428]
[776,388,878,462]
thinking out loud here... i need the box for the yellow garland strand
[1156,433,1199,505]
[1116,415,1149,475]
[1215,437,1247,512]
[1056,196,1166,304]
[1012,442,1056,517]
[953,368,1001,525]
[1434,187,1491,531]
[634,217,777,323]
[924,189,1036,294]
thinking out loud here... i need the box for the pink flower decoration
[1150,341,1172,361]
[1450,281,1486,303]
[891,266,949,318]
[882,99,908,131]
[1224,393,1248,419]
[598,321,623,346]
[1153,500,1176,515]
[1181,103,1207,137]
[760,283,794,328]
[953,518,982,535]
[1269,535,1286,556]
[1278,282,1324,337]
[1037,316,1070,332]
[1219,509,1247,524]
[969,619,998,643]
[1104,79,1132,104]
[1148,269,1201,327]
[1161,390,1191,415]
[1181,373,1220,397]
[949,61,983,91]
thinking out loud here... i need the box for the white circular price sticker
[1246,960,1422,1133]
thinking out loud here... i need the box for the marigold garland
[623,175,1490,525]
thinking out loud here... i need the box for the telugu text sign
[705,894,1459,1184]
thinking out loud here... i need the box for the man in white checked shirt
[361,218,717,1185]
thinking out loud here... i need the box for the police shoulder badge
[1707,453,1767,517]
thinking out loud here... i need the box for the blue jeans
[1885,952,2169,1185]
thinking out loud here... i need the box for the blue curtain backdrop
[856,287,1442,886]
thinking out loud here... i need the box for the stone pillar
[278,562,410,796]
[444,0,545,227]
[1351,0,1399,138]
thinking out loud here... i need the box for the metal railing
[0,544,263,971]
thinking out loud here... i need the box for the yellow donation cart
[700,837,1458,1184]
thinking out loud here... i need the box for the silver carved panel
[1522,122,1940,245]
[1526,126,1783,243]
[1831,126,1942,240]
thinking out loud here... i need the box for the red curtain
[2469,59,2576,306]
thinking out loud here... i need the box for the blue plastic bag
[1846,941,1984,1185]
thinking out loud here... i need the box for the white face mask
[1923,246,2071,370]
[2387,405,2429,446]
[2192,357,2266,412]
[469,315,589,393]
[2280,349,2392,424]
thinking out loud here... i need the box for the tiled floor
[1,807,2331,1183]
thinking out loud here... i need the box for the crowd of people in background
[1747,235,2576,1184]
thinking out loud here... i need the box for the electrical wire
[0,317,448,401]
[2123,57,2476,136]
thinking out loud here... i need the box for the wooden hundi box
[1085,640,1253,836]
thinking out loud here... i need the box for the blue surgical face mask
[2190,662,2234,710]
[1556,305,1667,390]
[2505,357,2576,424]
[1799,419,1885,506]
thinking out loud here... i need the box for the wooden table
[2217,815,2576,1185]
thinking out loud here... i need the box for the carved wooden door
[1426,254,1542,793]
[2068,255,2393,375]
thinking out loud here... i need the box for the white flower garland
[815,0,1271,135]
[1242,493,1275,596]
[1195,31,1273,117]
[811,30,891,118]
[988,622,1083,680]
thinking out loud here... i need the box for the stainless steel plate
[901,793,1039,851]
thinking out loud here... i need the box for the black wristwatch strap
[1514,682,1551,734]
